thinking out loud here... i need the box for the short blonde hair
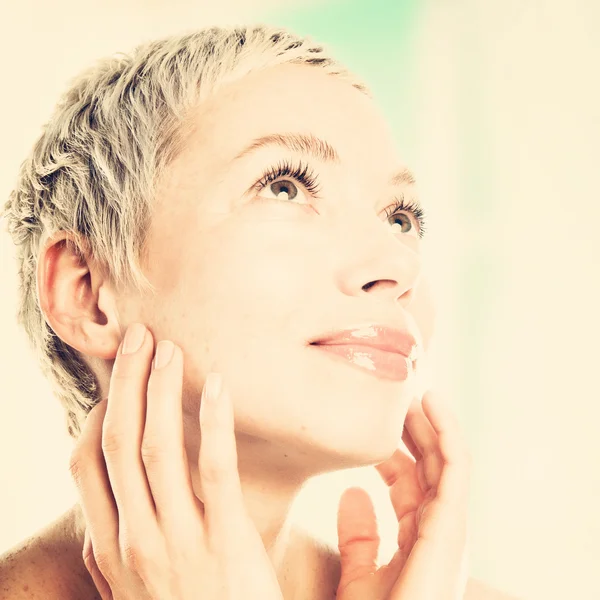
[1,24,370,440]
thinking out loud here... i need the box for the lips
[309,324,420,361]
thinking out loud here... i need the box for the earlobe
[36,232,121,360]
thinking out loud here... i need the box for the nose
[334,231,422,306]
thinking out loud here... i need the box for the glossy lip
[310,343,414,382]
[309,324,420,362]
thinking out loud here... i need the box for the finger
[403,392,443,489]
[380,509,420,593]
[399,430,428,493]
[69,400,119,578]
[143,341,202,539]
[373,451,423,579]
[102,323,160,545]
[336,487,380,595]
[403,395,438,458]
[375,449,422,520]
[401,396,423,460]
[199,374,249,547]
[401,426,421,461]
[375,446,415,486]
[83,527,113,600]
[389,393,471,599]
[421,391,471,510]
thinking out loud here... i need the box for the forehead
[181,63,401,174]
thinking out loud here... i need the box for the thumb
[337,486,380,592]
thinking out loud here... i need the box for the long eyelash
[253,159,322,198]
[253,161,427,239]
[384,194,428,239]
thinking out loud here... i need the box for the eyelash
[383,196,428,239]
[252,158,428,239]
[253,159,322,198]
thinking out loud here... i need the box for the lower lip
[310,344,413,382]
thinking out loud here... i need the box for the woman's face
[123,63,436,474]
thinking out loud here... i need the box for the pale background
[1,1,599,599]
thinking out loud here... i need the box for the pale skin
[71,324,470,600]
[0,63,520,599]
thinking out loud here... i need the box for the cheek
[190,227,315,339]
[410,276,437,349]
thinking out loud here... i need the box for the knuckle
[140,436,164,465]
[201,455,237,488]
[92,549,115,579]
[68,451,86,483]
[101,427,128,455]
[120,539,157,577]
[200,460,226,486]
[421,441,438,457]
[121,541,143,571]
[82,552,95,573]
[82,545,94,567]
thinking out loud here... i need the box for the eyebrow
[232,132,417,189]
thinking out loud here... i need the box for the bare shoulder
[0,533,37,599]
[0,531,66,599]
[464,577,523,600]
[0,505,96,600]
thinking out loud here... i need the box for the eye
[389,214,413,234]
[263,179,303,202]
[251,161,428,240]
[252,159,321,206]
[383,195,428,240]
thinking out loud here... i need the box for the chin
[290,414,410,475]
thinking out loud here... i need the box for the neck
[67,465,336,599]
[187,446,314,598]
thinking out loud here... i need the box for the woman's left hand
[336,390,471,600]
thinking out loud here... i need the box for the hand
[336,390,471,600]
[69,323,284,600]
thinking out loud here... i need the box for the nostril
[362,281,376,292]
[362,279,397,293]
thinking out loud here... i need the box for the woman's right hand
[336,390,471,600]
[68,323,284,600]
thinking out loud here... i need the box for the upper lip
[309,324,420,361]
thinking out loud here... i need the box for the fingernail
[154,340,174,369]
[122,323,146,354]
[204,372,222,400]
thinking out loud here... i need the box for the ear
[36,231,122,360]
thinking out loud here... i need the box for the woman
[0,24,518,599]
